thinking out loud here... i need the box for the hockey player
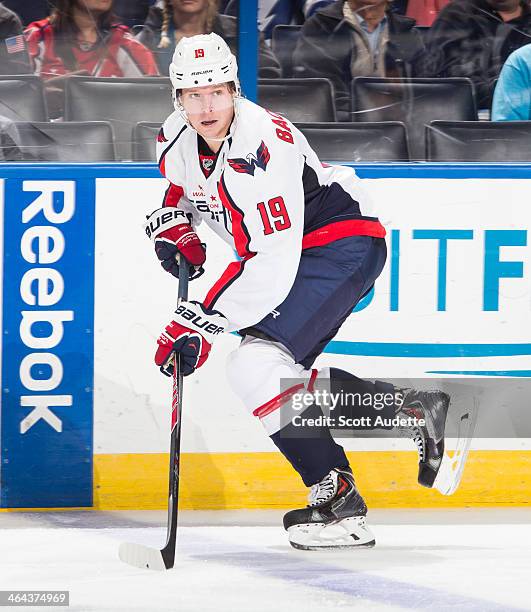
[146,32,469,550]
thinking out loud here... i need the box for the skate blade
[434,397,479,496]
[287,516,376,550]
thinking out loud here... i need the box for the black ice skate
[398,389,477,496]
[283,468,375,550]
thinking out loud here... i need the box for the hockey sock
[270,400,350,487]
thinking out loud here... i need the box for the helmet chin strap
[202,134,232,143]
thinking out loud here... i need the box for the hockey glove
[144,207,206,279]
[155,300,228,377]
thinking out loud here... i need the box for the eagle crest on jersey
[227,140,270,176]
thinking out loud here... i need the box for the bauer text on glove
[144,207,206,279]
[155,300,228,377]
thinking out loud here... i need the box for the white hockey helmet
[169,33,240,109]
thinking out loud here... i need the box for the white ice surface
[0,509,530,612]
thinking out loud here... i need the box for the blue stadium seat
[295,122,410,161]
[13,121,116,162]
[426,120,531,161]
[351,77,477,160]
[0,75,47,122]
[133,122,161,162]
[259,78,336,122]
[65,76,173,160]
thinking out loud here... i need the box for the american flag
[5,35,25,54]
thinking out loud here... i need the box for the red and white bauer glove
[144,207,206,279]
[155,300,228,377]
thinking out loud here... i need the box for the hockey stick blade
[118,495,178,570]
[118,542,170,571]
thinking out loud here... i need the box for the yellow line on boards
[2,451,528,512]
[92,450,531,511]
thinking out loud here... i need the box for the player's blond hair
[159,0,220,49]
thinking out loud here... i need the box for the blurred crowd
[0,0,530,162]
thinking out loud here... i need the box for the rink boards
[0,163,530,509]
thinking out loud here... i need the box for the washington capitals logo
[157,128,168,143]
[227,141,270,176]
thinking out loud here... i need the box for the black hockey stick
[119,260,189,571]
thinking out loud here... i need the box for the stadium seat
[259,78,336,122]
[295,122,410,161]
[272,25,303,78]
[132,122,161,161]
[65,76,173,160]
[426,121,531,162]
[0,75,48,122]
[351,77,477,160]
[12,121,116,162]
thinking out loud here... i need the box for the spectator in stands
[0,2,31,73]
[2,0,51,27]
[293,0,425,120]
[136,0,281,77]
[259,1,335,40]
[25,0,159,78]
[25,0,159,118]
[492,43,531,120]
[422,0,531,109]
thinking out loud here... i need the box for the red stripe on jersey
[252,383,305,419]
[204,260,244,309]
[307,368,318,393]
[302,219,386,250]
[163,183,184,207]
[218,175,253,259]
[158,125,188,178]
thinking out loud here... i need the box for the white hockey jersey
[156,98,385,333]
